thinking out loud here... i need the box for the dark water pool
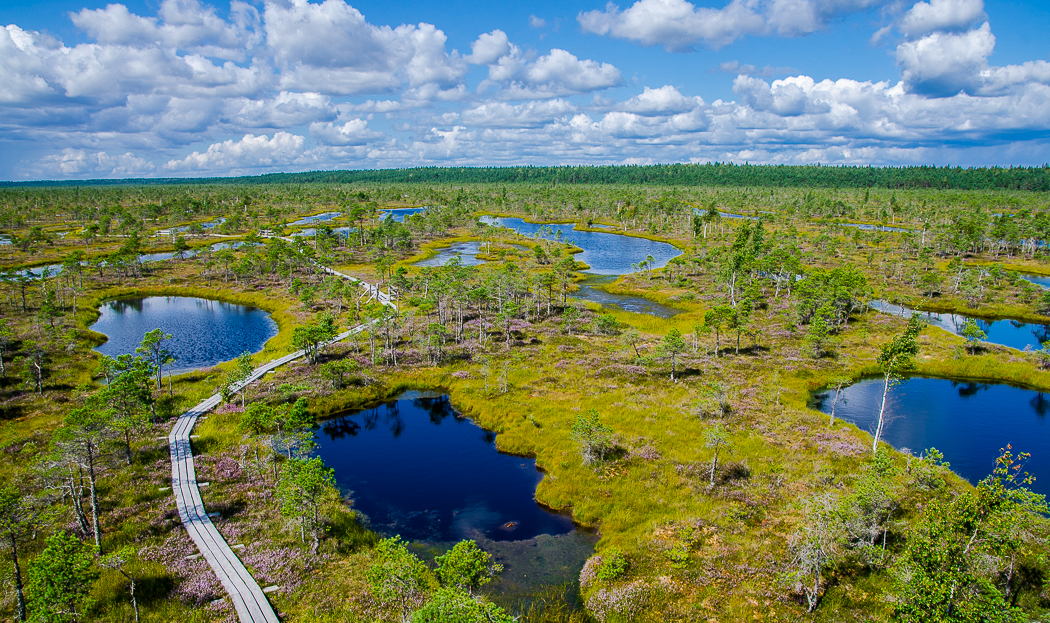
[315,392,575,542]
[415,242,487,267]
[382,207,427,222]
[92,296,278,374]
[811,377,1050,495]
[480,216,681,276]
[870,300,1049,351]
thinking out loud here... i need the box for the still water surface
[92,296,277,374]
[812,377,1050,495]
[414,241,487,267]
[315,392,575,542]
[870,300,1049,351]
[316,391,593,608]
[479,216,681,275]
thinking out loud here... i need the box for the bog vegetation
[0,166,1049,622]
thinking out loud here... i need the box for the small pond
[870,300,1049,351]
[480,216,681,276]
[91,296,278,374]
[811,377,1050,495]
[289,211,341,226]
[839,222,909,233]
[578,275,682,318]
[382,207,427,222]
[414,241,487,267]
[1019,271,1050,289]
[694,208,756,221]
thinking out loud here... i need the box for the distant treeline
[5,163,1050,191]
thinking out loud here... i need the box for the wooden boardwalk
[167,264,395,622]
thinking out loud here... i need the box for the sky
[1,0,1049,180]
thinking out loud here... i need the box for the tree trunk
[9,530,25,622]
[88,446,102,551]
[68,470,90,535]
[873,373,891,454]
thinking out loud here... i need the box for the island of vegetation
[1,164,1050,623]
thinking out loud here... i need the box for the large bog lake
[315,392,575,542]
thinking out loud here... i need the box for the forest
[4,162,1050,191]
[0,173,1049,623]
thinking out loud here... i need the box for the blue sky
[1,0,1049,180]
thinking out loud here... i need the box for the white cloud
[265,0,465,96]
[579,0,765,51]
[895,22,993,96]
[733,75,832,115]
[529,15,547,28]
[35,148,157,177]
[578,0,885,51]
[165,132,305,171]
[466,30,511,65]
[461,100,577,128]
[309,119,384,145]
[525,49,622,92]
[474,43,623,99]
[71,0,260,60]
[899,0,986,38]
[618,85,700,115]
[224,92,336,128]
[5,0,1050,178]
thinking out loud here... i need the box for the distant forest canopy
[4,163,1050,191]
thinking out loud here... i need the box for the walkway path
[167,258,395,622]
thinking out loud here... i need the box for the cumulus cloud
[466,30,511,65]
[529,15,548,28]
[6,0,1050,179]
[35,149,157,177]
[734,75,832,115]
[265,0,465,95]
[899,0,986,38]
[165,132,305,171]
[309,119,385,145]
[579,0,766,51]
[578,0,885,51]
[896,22,994,96]
[617,85,700,115]
[71,0,260,60]
[524,49,622,92]
[469,37,623,99]
[461,100,577,128]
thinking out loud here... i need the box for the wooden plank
[166,265,394,623]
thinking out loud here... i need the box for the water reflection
[870,299,1049,351]
[315,392,574,542]
[479,216,681,276]
[92,296,277,374]
[414,242,487,267]
[812,377,1050,494]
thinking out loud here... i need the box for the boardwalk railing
[168,256,395,622]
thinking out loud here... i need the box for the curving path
[168,263,395,622]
